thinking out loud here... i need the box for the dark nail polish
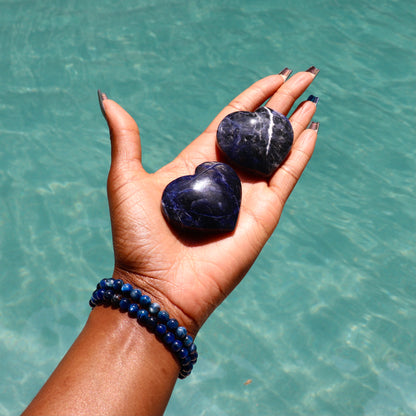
[307,95,319,104]
[308,121,320,132]
[278,67,293,80]
[97,90,108,119]
[306,66,320,76]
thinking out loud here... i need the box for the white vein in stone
[265,107,274,155]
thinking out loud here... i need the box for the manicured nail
[97,90,108,119]
[308,121,320,132]
[306,66,320,76]
[278,67,293,81]
[307,95,319,104]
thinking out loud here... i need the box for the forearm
[22,306,179,416]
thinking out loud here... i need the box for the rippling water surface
[1,1,415,415]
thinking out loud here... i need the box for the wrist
[111,266,201,338]
[93,273,199,378]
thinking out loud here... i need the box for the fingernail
[278,67,293,81]
[306,66,320,76]
[97,90,108,119]
[307,95,319,104]
[308,121,320,132]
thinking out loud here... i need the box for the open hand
[99,68,319,335]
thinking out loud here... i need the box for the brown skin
[23,69,319,416]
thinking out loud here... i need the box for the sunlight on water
[0,0,415,415]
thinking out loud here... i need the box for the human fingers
[173,70,292,169]
[269,121,319,205]
[204,69,292,135]
[98,90,146,175]
[225,100,318,258]
[289,95,319,140]
[266,66,320,116]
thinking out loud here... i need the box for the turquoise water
[1,0,415,414]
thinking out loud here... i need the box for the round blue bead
[121,283,133,296]
[137,309,149,324]
[119,298,130,312]
[182,362,193,372]
[139,295,151,308]
[163,332,175,345]
[94,289,105,303]
[155,324,167,336]
[176,326,187,339]
[149,303,161,315]
[111,293,122,307]
[128,303,139,317]
[146,316,157,330]
[167,319,179,331]
[104,279,115,290]
[171,340,183,353]
[99,279,108,289]
[181,355,191,366]
[103,289,114,304]
[190,351,198,364]
[89,298,96,308]
[179,363,193,378]
[157,310,169,324]
[130,289,142,302]
[188,342,197,354]
[113,279,123,292]
[183,334,193,347]
[178,348,189,359]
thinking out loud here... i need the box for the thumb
[98,90,145,174]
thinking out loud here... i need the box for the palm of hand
[102,71,318,333]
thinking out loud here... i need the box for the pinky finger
[268,122,319,204]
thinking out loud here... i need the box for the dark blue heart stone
[216,106,294,177]
[161,162,241,232]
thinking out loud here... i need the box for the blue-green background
[1,1,415,415]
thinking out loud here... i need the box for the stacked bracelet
[89,278,198,379]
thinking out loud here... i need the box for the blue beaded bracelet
[89,278,197,379]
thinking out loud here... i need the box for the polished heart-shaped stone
[216,106,294,177]
[161,162,241,232]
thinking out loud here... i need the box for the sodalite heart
[161,162,241,232]
[216,106,294,177]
